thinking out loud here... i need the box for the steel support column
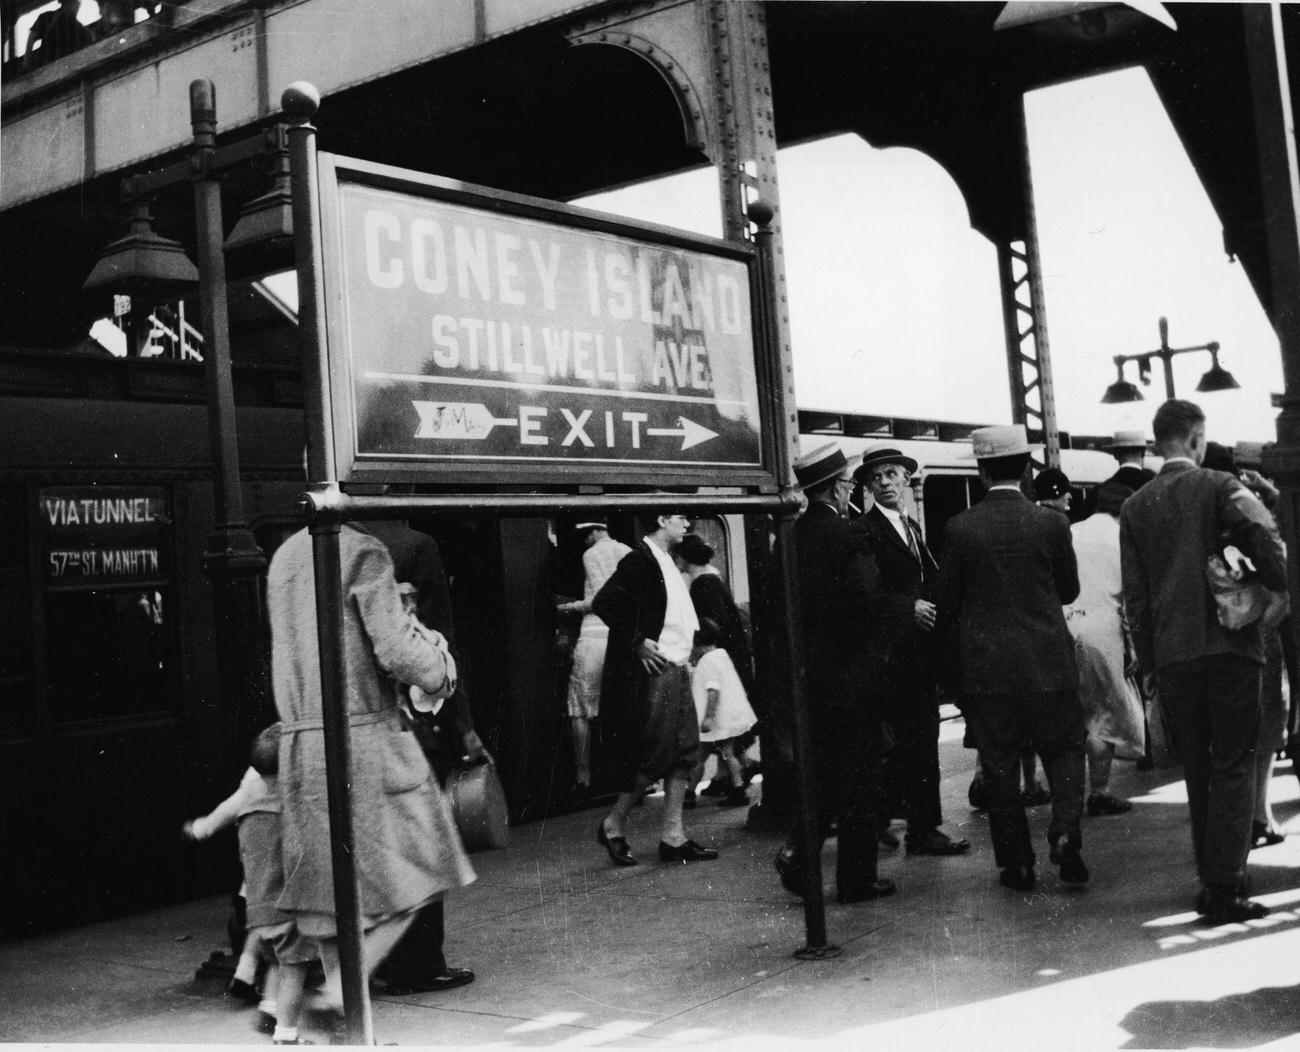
[996,103,1062,470]
[1249,6,1300,680]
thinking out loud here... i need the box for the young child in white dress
[689,618,757,807]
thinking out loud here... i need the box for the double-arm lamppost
[1100,316,1240,403]
[83,80,293,796]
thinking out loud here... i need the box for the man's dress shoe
[597,824,637,866]
[837,878,896,904]
[906,829,972,856]
[1086,792,1132,817]
[999,865,1036,891]
[1049,838,1089,885]
[774,846,806,897]
[377,967,475,995]
[658,839,719,863]
[1196,887,1270,923]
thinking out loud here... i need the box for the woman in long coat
[268,525,475,1003]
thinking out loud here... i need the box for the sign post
[280,78,812,1040]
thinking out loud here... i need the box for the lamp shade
[222,184,295,277]
[1196,362,1240,394]
[83,200,200,300]
[1101,378,1144,404]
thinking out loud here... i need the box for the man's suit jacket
[936,489,1080,696]
[1119,460,1286,673]
[854,505,937,673]
[358,519,474,754]
[795,501,900,708]
[1107,464,1157,493]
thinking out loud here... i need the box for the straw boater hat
[1105,429,1148,451]
[854,444,919,483]
[964,424,1034,459]
[573,519,607,532]
[794,442,858,490]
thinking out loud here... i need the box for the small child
[184,724,314,1046]
[689,618,758,807]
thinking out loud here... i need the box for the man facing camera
[852,445,969,858]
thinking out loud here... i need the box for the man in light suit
[853,445,970,857]
[936,425,1087,892]
[1120,399,1287,924]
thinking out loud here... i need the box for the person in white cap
[935,424,1089,893]
[557,519,631,789]
[774,442,899,904]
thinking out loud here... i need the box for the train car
[0,345,1143,941]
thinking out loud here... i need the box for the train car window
[920,474,983,563]
[38,485,176,723]
[0,484,31,733]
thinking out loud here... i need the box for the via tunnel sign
[318,156,768,485]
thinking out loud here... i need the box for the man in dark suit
[936,425,1088,892]
[1120,399,1287,924]
[1105,429,1157,492]
[775,443,901,903]
[592,508,718,867]
[360,519,484,995]
[853,446,970,857]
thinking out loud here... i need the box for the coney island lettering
[335,182,763,470]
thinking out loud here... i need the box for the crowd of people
[775,399,1290,918]
[183,396,1294,1044]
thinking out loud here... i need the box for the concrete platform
[5,724,1300,1050]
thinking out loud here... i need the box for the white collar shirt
[645,538,698,664]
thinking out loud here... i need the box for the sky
[578,65,1283,446]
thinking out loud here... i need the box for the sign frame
[314,152,778,491]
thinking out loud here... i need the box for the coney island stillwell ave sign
[316,156,769,487]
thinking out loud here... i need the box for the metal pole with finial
[749,199,839,959]
[283,80,373,1048]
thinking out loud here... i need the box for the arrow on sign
[414,402,517,440]
[646,416,718,451]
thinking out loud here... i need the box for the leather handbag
[1205,547,1274,631]
[447,760,509,852]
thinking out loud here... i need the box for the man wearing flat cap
[774,443,899,903]
[853,446,970,857]
[1105,430,1156,493]
[936,425,1088,893]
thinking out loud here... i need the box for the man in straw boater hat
[1104,429,1157,492]
[935,424,1090,893]
[773,442,899,903]
[852,445,970,858]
